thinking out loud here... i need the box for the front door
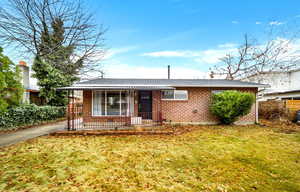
[138,91,152,119]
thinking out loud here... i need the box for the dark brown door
[138,91,152,119]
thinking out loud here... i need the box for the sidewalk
[0,121,66,147]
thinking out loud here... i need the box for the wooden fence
[286,100,300,110]
[286,100,300,120]
[259,100,300,120]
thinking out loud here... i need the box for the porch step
[51,130,174,136]
[142,119,154,124]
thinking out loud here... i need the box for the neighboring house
[19,61,82,105]
[18,61,43,105]
[243,69,300,101]
[59,79,266,130]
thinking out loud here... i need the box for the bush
[210,91,255,125]
[0,104,66,130]
[0,47,23,112]
[258,100,287,120]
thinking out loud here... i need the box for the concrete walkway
[0,121,66,147]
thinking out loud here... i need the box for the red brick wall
[161,87,257,124]
[152,91,162,121]
[83,88,257,125]
[82,90,92,122]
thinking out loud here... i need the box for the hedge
[0,104,66,130]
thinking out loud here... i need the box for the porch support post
[72,90,75,130]
[67,90,70,131]
[128,90,131,126]
[159,90,163,125]
[128,90,131,117]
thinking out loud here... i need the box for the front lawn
[0,125,300,191]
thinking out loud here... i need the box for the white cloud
[272,37,300,60]
[231,21,239,24]
[93,38,300,80]
[269,21,284,26]
[72,46,136,64]
[218,43,237,48]
[142,43,238,64]
[103,46,137,59]
[255,21,262,25]
[102,63,209,79]
[141,51,199,58]
[194,48,236,64]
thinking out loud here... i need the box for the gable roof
[58,78,268,90]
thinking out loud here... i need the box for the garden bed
[51,129,173,136]
[260,119,300,133]
[50,120,300,137]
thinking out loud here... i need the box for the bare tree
[210,33,300,80]
[0,0,106,76]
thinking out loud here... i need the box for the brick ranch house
[59,79,266,130]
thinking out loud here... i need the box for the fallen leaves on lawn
[0,125,300,191]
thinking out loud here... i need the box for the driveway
[0,121,66,147]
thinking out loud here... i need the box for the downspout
[256,91,259,124]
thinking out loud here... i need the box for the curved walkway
[0,121,66,147]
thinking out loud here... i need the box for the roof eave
[56,86,176,90]
[72,83,268,88]
[57,84,268,90]
[172,85,267,88]
[264,89,300,95]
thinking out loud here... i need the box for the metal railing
[67,105,162,131]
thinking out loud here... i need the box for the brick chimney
[18,61,30,89]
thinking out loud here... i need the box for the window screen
[161,90,188,100]
[174,90,188,100]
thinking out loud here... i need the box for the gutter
[70,84,269,88]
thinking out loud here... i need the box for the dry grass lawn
[0,125,300,191]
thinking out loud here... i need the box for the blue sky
[83,0,300,78]
[4,0,300,79]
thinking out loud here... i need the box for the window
[92,91,102,116]
[92,90,129,116]
[161,90,188,100]
[120,91,129,115]
[161,90,174,99]
[211,90,225,94]
[106,92,120,115]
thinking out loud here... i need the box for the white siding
[244,69,300,100]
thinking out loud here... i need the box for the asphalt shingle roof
[74,78,267,88]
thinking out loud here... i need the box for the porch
[66,88,171,131]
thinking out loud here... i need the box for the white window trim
[211,90,225,94]
[161,90,188,101]
[92,90,130,117]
